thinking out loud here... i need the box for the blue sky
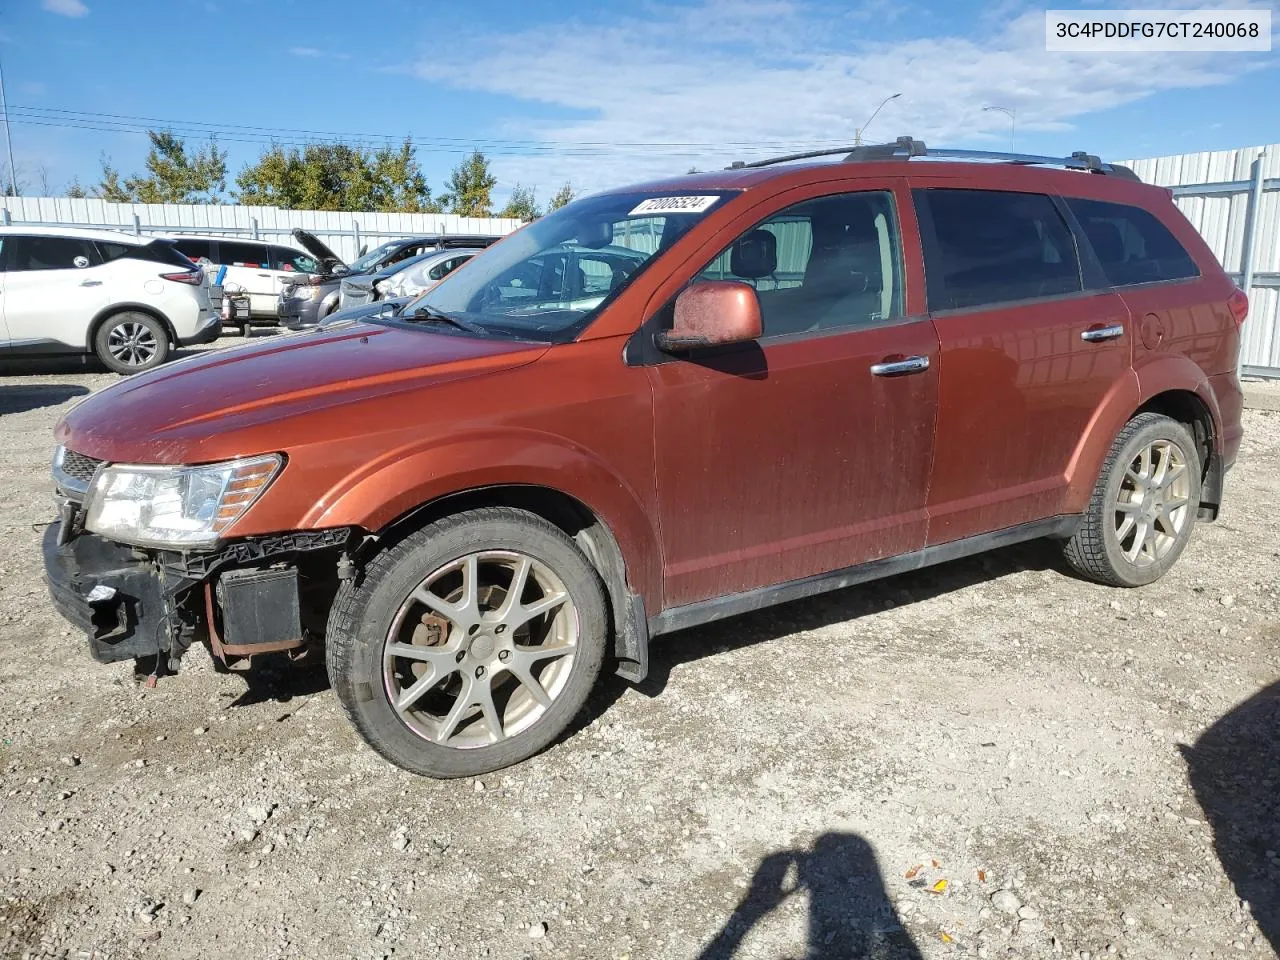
[2,0,1277,204]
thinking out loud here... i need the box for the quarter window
[6,235,101,271]
[915,189,1082,311]
[172,238,215,263]
[695,190,904,338]
[1066,197,1199,287]
[218,241,267,268]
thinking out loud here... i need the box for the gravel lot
[2,336,1278,960]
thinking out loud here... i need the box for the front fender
[304,428,663,604]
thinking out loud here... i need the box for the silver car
[338,248,481,311]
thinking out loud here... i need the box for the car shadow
[1181,680,1280,952]
[224,654,332,709]
[0,384,90,415]
[574,537,1072,733]
[697,831,922,959]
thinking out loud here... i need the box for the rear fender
[1062,370,1141,514]
[1135,355,1223,451]
[303,430,662,606]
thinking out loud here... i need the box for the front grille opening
[61,451,104,486]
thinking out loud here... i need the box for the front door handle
[870,355,930,376]
[1081,323,1125,342]
[79,280,103,287]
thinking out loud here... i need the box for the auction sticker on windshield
[629,196,721,215]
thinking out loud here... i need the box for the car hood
[56,325,548,464]
[290,228,346,271]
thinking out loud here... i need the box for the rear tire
[326,508,608,778]
[94,312,169,375]
[1064,412,1201,587]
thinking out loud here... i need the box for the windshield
[397,190,732,341]
[348,241,402,273]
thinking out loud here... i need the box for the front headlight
[84,455,283,549]
[374,280,391,295]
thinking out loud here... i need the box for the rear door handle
[79,280,103,287]
[1081,323,1124,342]
[870,355,930,376]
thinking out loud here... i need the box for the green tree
[235,139,440,212]
[499,183,540,221]
[547,182,576,212]
[96,131,227,203]
[65,178,88,199]
[440,151,497,217]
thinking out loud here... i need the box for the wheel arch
[1133,388,1222,519]
[366,483,652,683]
[86,303,177,351]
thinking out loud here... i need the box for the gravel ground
[1,336,1278,960]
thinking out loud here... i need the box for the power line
[3,102,865,156]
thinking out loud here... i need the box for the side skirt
[648,515,1080,638]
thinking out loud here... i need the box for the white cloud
[41,0,89,17]
[412,0,1268,195]
[289,46,350,60]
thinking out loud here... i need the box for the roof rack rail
[729,136,1140,181]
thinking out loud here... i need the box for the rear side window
[98,239,195,267]
[915,189,1082,311]
[218,241,268,267]
[172,238,215,262]
[6,235,102,271]
[269,245,318,273]
[1066,197,1200,287]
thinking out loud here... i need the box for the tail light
[1228,288,1249,326]
[161,270,203,286]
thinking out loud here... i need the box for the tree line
[57,131,574,221]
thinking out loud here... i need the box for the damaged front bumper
[42,518,354,670]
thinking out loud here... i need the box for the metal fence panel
[0,197,522,263]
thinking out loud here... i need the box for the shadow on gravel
[583,538,1072,721]
[1182,680,1280,953]
[0,383,89,415]
[697,832,922,959]
[226,656,331,709]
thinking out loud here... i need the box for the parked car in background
[43,141,1245,779]
[338,248,480,311]
[280,230,503,329]
[0,226,219,374]
[168,235,320,329]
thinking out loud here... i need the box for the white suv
[167,235,319,326]
[0,226,221,374]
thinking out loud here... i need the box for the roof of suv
[611,140,1159,201]
[0,225,151,244]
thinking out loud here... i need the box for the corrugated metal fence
[0,197,522,263]
[1122,144,1280,378]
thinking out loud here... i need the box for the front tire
[1064,412,1201,587]
[94,312,169,375]
[326,508,608,778]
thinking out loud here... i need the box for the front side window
[693,190,904,338]
[1066,197,1199,287]
[7,235,101,272]
[405,190,732,341]
[916,189,1082,311]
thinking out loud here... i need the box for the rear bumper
[176,313,223,347]
[1207,370,1244,470]
[42,521,167,664]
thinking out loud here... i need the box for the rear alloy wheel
[1065,413,1202,587]
[94,312,169,374]
[326,508,607,777]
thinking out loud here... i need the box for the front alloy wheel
[384,550,579,748]
[327,508,607,778]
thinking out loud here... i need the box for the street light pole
[855,93,902,146]
[0,55,16,196]
[983,105,1016,152]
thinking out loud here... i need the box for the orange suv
[44,138,1245,778]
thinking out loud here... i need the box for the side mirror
[655,281,763,352]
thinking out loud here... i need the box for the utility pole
[855,93,901,146]
[0,55,15,196]
[983,105,1016,152]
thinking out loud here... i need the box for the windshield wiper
[407,307,490,336]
